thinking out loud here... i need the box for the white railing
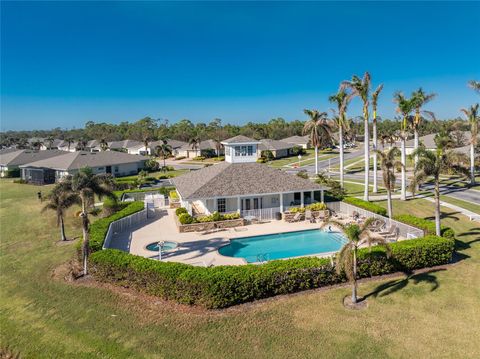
[326,201,424,239]
[103,208,148,249]
[241,207,281,221]
[144,194,168,208]
[121,190,166,202]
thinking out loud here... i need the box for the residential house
[108,140,142,152]
[0,149,67,177]
[127,139,188,156]
[19,151,149,185]
[172,135,327,217]
[258,139,294,159]
[176,139,223,158]
[281,135,310,149]
[404,131,473,155]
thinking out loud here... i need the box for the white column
[237,197,241,214]
[280,193,284,213]
[321,190,324,203]
[300,192,304,208]
[213,198,218,212]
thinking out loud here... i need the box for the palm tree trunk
[363,115,370,202]
[414,129,419,168]
[163,155,166,171]
[81,201,90,275]
[387,187,393,219]
[401,136,407,201]
[314,146,319,175]
[339,129,344,188]
[373,119,378,193]
[60,215,67,241]
[352,248,358,304]
[471,143,475,185]
[434,178,441,236]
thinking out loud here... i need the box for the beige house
[173,136,327,218]
[19,151,148,184]
[281,135,310,149]
[258,139,294,158]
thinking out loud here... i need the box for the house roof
[1,149,68,167]
[173,162,327,200]
[221,135,259,144]
[108,140,142,149]
[19,151,148,171]
[258,139,294,151]
[281,135,309,145]
[179,139,219,151]
[405,131,473,148]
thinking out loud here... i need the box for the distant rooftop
[221,135,259,144]
[1,149,67,166]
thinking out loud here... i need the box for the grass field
[1,179,480,358]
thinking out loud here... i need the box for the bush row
[90,235,454,309]
[393,214,455,239]
[89,201,145,252]
[343,197,388,216]
[177,209,240,225]
[288,202,327,213]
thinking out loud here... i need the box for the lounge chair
[305,210,315,223]
[369,219,386,233]
[291,212,301,222]
[378,224,395,236]
[383,227,400,242]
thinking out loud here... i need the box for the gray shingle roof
[19,151,148,171]
[281,135,309,145]
[405,131,473,148]
[221,135,259,144]
[108,140,142,149]
[173,162,327,200]
[1,149,68,166]
[258,139,294,151]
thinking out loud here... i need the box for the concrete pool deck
[108,208,326,266]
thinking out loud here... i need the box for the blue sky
[1,1,479,131]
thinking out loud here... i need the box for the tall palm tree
[411,88,436,168]
[302,110,332,175]
[213,138,223,159]
[393,92,415,201]
[42,182,79,241]
[155,138,173,170]
[188,135,202,158]
[45,136,55,150]
[71,168,114,275]
[342,72,372,201]
[460,103,479,184]
[77,138,88,151]
[411,136,469,236]
[375,147,402,218]
[329,89,352,188]
[326,218,391,304]
[32,140,43,151]
[371,84,384,193]
[469,80,480,94]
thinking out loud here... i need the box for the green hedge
[343,197,388,216]
[393,214,455,239]
[89,201,145,252]
[90,235,454,309]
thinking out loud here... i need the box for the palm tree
[77,138,88,151]
[326,218,391,304]
[329,89,352,188]
[65,137,75,151]
[32,140,43,151]
[45,136,55,150]
[393,92,415,201]
[42,182,79,241]
[99,138,109,151]
[155,138,173,170]
[411,88,436,168]
[189,135,202,158]
[302,110,332,175]
[469,80,480,94]
[460,104,479,184]
[342,72,372,201]
[375,147,402,218]
[411,136,469,236]
[213,138,223,159]
[371,84,384,193]
[71,168,114,275]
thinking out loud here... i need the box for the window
[97,167,104,170]
[247,145,253,156]
[114,166,119,172]
[217,198,226,213]
[314,191,321,202]
[225,146,230,156]
[235,146,241,156]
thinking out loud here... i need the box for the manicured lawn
[1,179,480,358]
[117,169,188,181]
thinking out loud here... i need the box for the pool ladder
[256,253,270,263]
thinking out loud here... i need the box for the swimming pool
[218,229,347,263]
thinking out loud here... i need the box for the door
[253,198,259,210]
[106,166,112,174]
[245,199,251,210]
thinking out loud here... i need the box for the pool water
[146,241,178,252]
[219,229,346,263]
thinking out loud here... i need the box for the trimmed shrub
[223,212,240,220]
[90,235,454,309]
[193,156,205,161]
[256,158,267,163]
[394,214,455,239]
[169,190,179,200]
[175,207,188,216]
[178,213,194,224]
[175,156,186,160]
[4,168,20,178]
[289,207,305,213]
[343,197,387,216]
[305,202,327,211]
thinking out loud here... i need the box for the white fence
[103,208,148,249]
[144,194,168,208]
[326,201,424,239]
[121,190,166,202]
[241,207,281,221]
